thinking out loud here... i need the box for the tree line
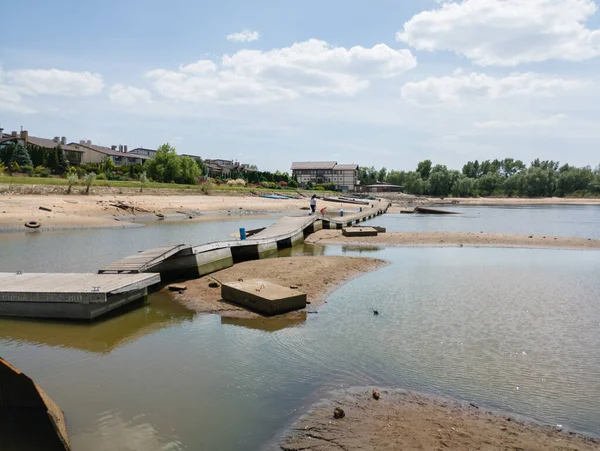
[359,159,600,197]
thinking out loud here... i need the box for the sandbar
[280,388,600,450]
[306,230,600,250]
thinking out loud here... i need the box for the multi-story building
[291,161,358,192]
[128,147,157,158]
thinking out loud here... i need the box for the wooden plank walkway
[98,244,187,274]
[248,216,315,241]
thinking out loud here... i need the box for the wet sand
[280,388,600,451]
[306,230,600,250]
[169,256,387,320]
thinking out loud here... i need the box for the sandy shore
[306,230,600,250]
[0,192,312,232]
[279,388,600,450]
[167,256,387,322]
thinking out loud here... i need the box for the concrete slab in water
[221,279,307,316]
[342,227,378,237]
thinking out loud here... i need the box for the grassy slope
[0,175,335,195]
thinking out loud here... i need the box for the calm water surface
[1,207,600,450]
[0,214,282,272]
[365,204,600,239]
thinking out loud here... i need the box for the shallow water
[0,214,282,272]
[1,207,600,450]
[365,204,600,239]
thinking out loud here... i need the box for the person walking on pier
[310,195,317,214]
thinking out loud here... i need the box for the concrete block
[221,279,307,316]
[342,227,378,237]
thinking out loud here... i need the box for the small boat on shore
[322,197,370,205]
[414,207,459,215]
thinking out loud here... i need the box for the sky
[1,0,600,172]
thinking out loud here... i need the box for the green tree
[504,173,527,197]
[556,167,594,196]
[102,156,116,174]
[428,165,454,196]
[416,160,432,180]
[462,160,479,179]
[10,143,33,167]
[500,158,525,178]
[453,176,474,197]
[377,167,387,182]
[145,144,183,183]
[403,172,427,195]
[178,156,201,184]
[475,173,504,196]
[56,145,70,173]
[526,167,553,197]
[358,166,377,186]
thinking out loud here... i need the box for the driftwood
[109,201,151,215]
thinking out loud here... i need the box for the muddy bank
[168,256,387,321]
[279,388,600,451]
[306,230,600,250]
[0,193,313,232]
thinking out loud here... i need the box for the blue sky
[2,0,600,172]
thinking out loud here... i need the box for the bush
[96,173,107,180]
[288,179,299,189]
[200,180,213,195]
[84,172,97,194]
[0,162,6,174]
[9,162,20,174]
[20,165,33,174]
[34,165,50,177]
[67,173,79,194]
[314,185,325,191]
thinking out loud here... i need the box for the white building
[291,161,358,192]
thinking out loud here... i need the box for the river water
[1,206,599,450]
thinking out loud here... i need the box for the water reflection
[0,292,194,354]
[341,244,382,253]
[71,410,183,451]
[221,313,307,332]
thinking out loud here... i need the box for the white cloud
[474,114,568,128]
[227,30,260,43]
[401,72,583,106]
[7,68,104,96]
[397,0,600,66]
[109,84,152,106]
[146,39,417,104]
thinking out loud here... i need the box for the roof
[128,147,157,155]
[0,136,20,144]
[27,136,84,153]
[333,164,358,171]
[180,154,202,160]
[70,142,151,159]
[364,184,404,188]
[291,161,337,170]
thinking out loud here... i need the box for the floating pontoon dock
[0,273,160,320]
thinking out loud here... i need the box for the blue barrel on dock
[340,209,344,217]
[239,228,247,240]
[360,207,363,212]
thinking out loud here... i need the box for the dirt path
[280,388,600,451]
[167,256,387,325]
[306,230,600,250]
